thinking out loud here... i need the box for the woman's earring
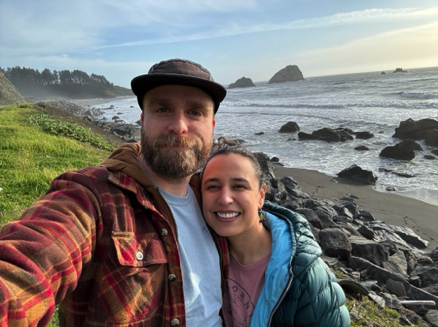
[258,209,265,223]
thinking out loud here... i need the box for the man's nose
[168,113,188,134]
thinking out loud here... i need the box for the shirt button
[168,274,176,281]
[136,250,144,261]
[170,318,180,326]
[160,228,168,236]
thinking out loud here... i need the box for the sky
[1,0,437,88]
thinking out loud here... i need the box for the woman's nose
[218,188,233,205]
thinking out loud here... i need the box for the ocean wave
[223,102,345,110]
[398,92,438,100]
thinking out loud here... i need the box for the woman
[201,142,350,327]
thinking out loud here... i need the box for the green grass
[0,103,116,326]
[0,104,115,224]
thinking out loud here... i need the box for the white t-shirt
[159,186,223,326]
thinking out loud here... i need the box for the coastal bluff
[0,71,25,105]
[268,65,304,84]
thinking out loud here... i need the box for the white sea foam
[93,67,438,205]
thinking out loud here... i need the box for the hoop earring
[258,209,265,223]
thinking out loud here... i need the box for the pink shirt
[223,253,270,327]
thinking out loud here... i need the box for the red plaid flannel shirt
[0,143,229,326]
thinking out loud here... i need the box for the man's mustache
[154,135,201,148]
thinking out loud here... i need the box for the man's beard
[141,129,211,183]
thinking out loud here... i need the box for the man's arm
[0,171,101,326]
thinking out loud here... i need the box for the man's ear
[140,112,144,123]
[212,117,216,127]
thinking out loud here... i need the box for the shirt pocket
[91,231,168,323]
[111,231,168,267]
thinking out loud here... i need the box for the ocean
[92,66,438,206]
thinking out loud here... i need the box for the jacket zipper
[266,272,294,326]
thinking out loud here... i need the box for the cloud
[291,21,438,77]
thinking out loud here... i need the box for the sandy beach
[273,164,438,250]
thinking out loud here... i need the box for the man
[0,59,229,326]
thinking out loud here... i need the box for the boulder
[319,228,352,260]
[268,65,304,84]
[393,118,438,140]
[0,71,26,105]
[228,77,256,89]
[380,140,423,160]
[279,121,300,133]
[355,131,374,139]
[393,68,408,73]
[337,164,378,185]
[350,236,389,266]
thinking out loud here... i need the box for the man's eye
[188,110,202,116]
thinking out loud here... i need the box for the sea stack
[268,65,304,84]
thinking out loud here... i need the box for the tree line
[0,66,132,100]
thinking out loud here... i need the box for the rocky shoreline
[259,155,438,326]
[37,99,438,325]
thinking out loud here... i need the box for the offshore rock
[268,65,304,84]
[380,140,423,160]
[228,77,256,89]
[279,121,300,133]
[393,118,438,141]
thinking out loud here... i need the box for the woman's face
[201,153,266,240]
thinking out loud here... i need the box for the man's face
[140,84,216,183]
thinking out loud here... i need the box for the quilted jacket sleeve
[0,168,101,326]
[291,258,350,327]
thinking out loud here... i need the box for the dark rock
[350,236,389,266]
[358,210,376,221]
[393,68,408,73]
[254,152,276,180]
[425,310,438,327]
[357,225,376,240]
[432,150,438,156]
[295,208,322,229]
[279,121,300,133]
[255,132,264,135]
[311,127,354,142]
[379,168,415,178]
[354,145,369,151]
[228,77,256,89]
[379,140,423,160]
[393,118,438,140]
[424,155,435,160]
[268,65,304,84]
[355,131,374,139]
[386,279,407,297]
[338,279,369,296]
[337,164,378,185]
[319,228,352,260]
[425,130,438,146]
[368,221,429,249]
[279,176,300,192]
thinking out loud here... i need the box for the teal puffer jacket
[250,202,350,327]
